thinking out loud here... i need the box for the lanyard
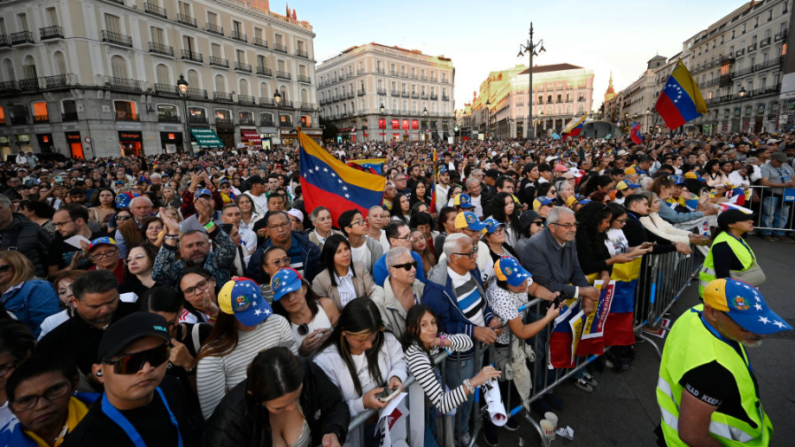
[102,387,184,447]
[698,312,759,398]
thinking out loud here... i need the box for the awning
[240,129,262,146]
[189,128,224,148]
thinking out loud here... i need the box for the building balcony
[106,76,143,92]
[0,35,9,47]
[410,92,419,99]
[301,103,314,112]
[0,81,18,92]
[144,3,168,19]
[377,88,386,95]
[210,56,229,68]
[254,37,267,48]
[33,114,49,123]
[430,77,438,83]
[410,74,418,80]
[280,119,293,128]
[401,91,409,98]
[735,48,745,57]
[257,66,273,77]
[44,74,72,89]
[442,95,450,101]
[238,95,256,105]
[115,112,139,122]
[10,115,28,125]
[420,93,428,100]
[273,43,287,53]
[39,26,64,40]
[149,42,174,57]
[747,43,757,53]
[260,117,275,126]
[176,14,197,27]
[181,50,203,63]
[101,30,133,48]
[775,30,788,42]
[400,73,408,79]
[358,89,366,96]
[357,68,365,76]
[214,92,234,102]
[331,94,339,101]
[259,97,274,106]
[18,78,41,92]
[298,75,311,84]
[430,94,438,100]
[154,83,179,95]
[188,115,208,124]
[346,91,354,99]
[377,68,385,74]
[278,100,293,109]
[276,71,291,80]
[296,49,308,59]
[390,70,399,77]
[11,31,34,45]
[205,23,224,36]
[231,30,247,42]
[760,37,771,48]
[391,90,400,96]
[62,111,78,122]
[215,117,232,125]
[235,62,252,72]
[441,79,450,84]
[158,114,180,123]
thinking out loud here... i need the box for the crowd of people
[0,129,792,447]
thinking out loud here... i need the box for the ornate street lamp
[517,22,545,139]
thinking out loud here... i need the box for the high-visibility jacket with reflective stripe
[657,305,773,447]
[699,232,756,297]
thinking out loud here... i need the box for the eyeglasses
[182,279,211,296]
[452,245,479,258]
[390,261,418,271]
[90,249,118,261]
[268,221,291,230]
[395,234,417,243]
[269,256,292,267]
[551,222,579,230]
[615,218,628,224]
[104,344,171,375]
[350,219,366,227]
[0,265,11,274]
[10,381,71,412]
[116,215,132,221]
[53,220,74,228]
[531,221,545,226]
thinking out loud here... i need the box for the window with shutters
[187,70,199,88]
[105,14,120,33]
[236,50,245,63]
[207,12,218,26]
[23,56,37,79]
[215,75,225,93]
[46,8,59,26]
[211,44,221,58]
[151,27,164,44]
[18,13,29,32]
[54,52,67,75]
[156,64,170,84]
[111,55,127,78]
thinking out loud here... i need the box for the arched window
[156,64,170,85]
[53,52,67,76]
[110,55,127,79]
[187,70,200,89]
[301,88,308,103]
[259,82,270,99]
[239,79,249,96]
[23,55,37,79]
[3,59,14,81]
[215,75,226,93]
[260,112,274,126]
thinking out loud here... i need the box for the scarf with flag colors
[561,114,586,141]
[630,122,643,144]
[298,130,385,226]
[655,59,708,130]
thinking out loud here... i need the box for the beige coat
[370,277,425,339]
[311,261,378,310]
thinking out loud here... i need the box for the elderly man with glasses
[245,211,322,284]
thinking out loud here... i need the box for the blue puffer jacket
[2,279,61,338]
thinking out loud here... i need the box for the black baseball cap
[717,209,755,231]
[98,313,171,362]
[519,210,544,232]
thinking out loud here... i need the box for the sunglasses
[104,344,171,375]
[116,215,132,221]
[0,265,10,274]
[391,261,418,271]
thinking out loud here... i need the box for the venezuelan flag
[298,131,385,226]
[548,298,586,368]
[349,158,385,174]
[655,60,708,130]
[603,256,642,346]
[561,114,586,141]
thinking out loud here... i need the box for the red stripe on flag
[603,312,635,346]
[655,93,687,130]
[301,180,374,227]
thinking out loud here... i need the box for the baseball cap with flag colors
[455,212,487,232]
[702,279,792,335]
[218,277,273,326]
[453,193,474,209]
[533,196,554,211]
[494,256,533,287]
[271,268,304,302]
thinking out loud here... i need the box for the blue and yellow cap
[703,279,792,335]
[453,193,474,209]
[88,237,117,252]
[218,277,272,327]
[483,217,505,234]
[271,268,304,302]
[494,257,532,287]
[454,211,486,232]
[533,196,554,211]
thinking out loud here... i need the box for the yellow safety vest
[657,305,773,447]
[699,232,756,297]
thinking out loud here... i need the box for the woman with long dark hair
[196,277,297,420]
[272,268,340,357]
[410,179,431,207]
[488,192,521,246]
[177,267,221,324]
[120,243,160,299]
[311,235,377,310]
[203,347,350,447]
[259,246,290,303]
[390,194,411,224]
[581,175,614,197]
[314,297,407,447]
[88,188,116,233]
[704,159,727,186]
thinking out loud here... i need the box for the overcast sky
[282,0,748,111]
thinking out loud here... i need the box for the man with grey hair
[115,195,154,257]
[422,232,501,444]
[371,246,425,338]
[465,176,484,219]
[0,194,51,277]
[366,205,390,251]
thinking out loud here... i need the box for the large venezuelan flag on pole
[298,130,385,226]
[561,114,586,141]
[655,60,708,130]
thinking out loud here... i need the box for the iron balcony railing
[181,50,203,63]
[177,13,197,27]
[39,26,64,40]
[298,75,311,84]
[144,3,168,18]
[11,31,34,45]
[149,42,174,57]
[210,56,229,68]
[238,95,256,105]
[106,77,142,92]
[235,62,252,72]
[253,37,267,48]
[214,92,234,102]
[231,30,247,42]
[101,30,133,47]
[154,83,179,95]
[257,66,273,77]
[273,43,287,53]
[205,23,224,36]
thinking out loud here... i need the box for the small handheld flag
[630,122,643,144]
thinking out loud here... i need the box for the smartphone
[376,387,400,402]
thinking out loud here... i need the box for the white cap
[287,208,304,222]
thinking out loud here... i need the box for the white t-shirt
[245,191,268,215]
[470,194,483,218]
[605,228,629,256]
[351,242,372,269]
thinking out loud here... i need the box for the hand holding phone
[376,386,400,402]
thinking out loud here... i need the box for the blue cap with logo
[271,268,304,302]
[218,277,273,327]
[88,237,117,252]
[196,188,213,198]
[455,211,487,232]
[453,193,474,209]
[483,217,506,234]
[703,278,793,335]
[494,256,533,287]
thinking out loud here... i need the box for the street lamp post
[177,75,190,154]
[517,22,546,140]
[645,108,651,134]
[273,90,282,147]
[738,86,747,133]
[379,103,386,144]
[485,99,491,140]
[423,107,428,141]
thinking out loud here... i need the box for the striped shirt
[335,267,357,307]
[449,268,486,327]
[196,314,297,420]
[404,334,473,415]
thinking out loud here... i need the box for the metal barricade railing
[347,251,702,447]
[748,185,795,233]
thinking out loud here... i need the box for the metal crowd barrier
[347,251,703,447]
[747,184,795,233]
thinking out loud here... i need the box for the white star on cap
[773,320,786,328]
[264,309,271,316]
[254,309,262,316]
[742,284,751,290]
[754,303,762,311]
[758,316,770,325]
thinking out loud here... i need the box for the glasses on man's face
[350,219,366,227]
[269,256,292,267]
[396,234,416,243]
[53,220,74,228]
[90,249,118,261]
[104,344,171,375]
[551,222,579,230]
[268,221,291,231]
[182,279,210,296]
[452,244,479,258]
[391,261,418,272]
[10,381,70,412]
